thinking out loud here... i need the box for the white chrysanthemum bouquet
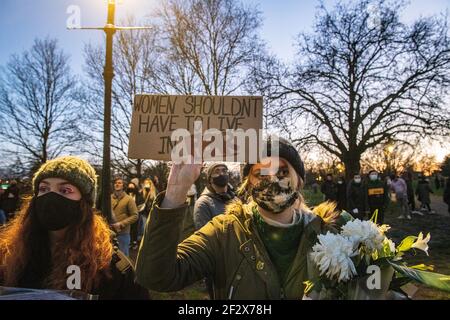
[304,210,450,300]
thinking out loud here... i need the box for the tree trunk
[343,152,361,181]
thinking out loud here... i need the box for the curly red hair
[0,197,113,293]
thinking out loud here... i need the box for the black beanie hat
[242,137,305,181]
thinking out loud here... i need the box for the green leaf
[388,261,450,292]
[303,280,315,295]
[379,239,395,258]
[396,236,417,253]
[370,209,379,224]
[336,210,354,228]
[410,264,434,271]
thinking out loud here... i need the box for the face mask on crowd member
[326,175,333,181]
[248,158,300,214]
[337,178,344,185]
[126,183,137,194]
[369,172,378,181]
[210,165,229,188]
[144,180,151,190]
[35,177,82,231]
[354,175,362,184]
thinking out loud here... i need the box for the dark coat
[367,179,389,209]
[0,184,20,214]
[0,249,149,300]
[193,186,236,230]
[336,182,347,210]
[321,181,337,202]
[92,250,150,300]
[416,180,433,205]
[444,181,450,205]
[347,181,367,215]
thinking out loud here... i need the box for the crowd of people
[0,138,449,300]
[319,170,448,224]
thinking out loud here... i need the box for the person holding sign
[0,156,149,299]
[135,138,341,299]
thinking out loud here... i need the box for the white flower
[412,232,431,256]
[341,219,387,252]
[310,232,358,282]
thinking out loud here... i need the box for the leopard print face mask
[250,176,299,213]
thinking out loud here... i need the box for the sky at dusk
[0,0,449,161]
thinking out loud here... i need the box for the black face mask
[212,174,229,187]
[34,192,82,231]
[127,188,136,194]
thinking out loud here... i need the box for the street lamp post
[69,1,151,223]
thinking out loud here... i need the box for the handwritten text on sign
[128,95,263,161]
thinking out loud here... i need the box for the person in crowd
[390,174,411,220]
[320,173,337,203]
[140,178,157,241]
[0,186,6,226]
[182,184,197,240]
[153,176,163,194]
[126,180,145,251]
[192,163,237,298]
[311,181,319,194]
[111,178,138,257]
[336,176,347,211]
[193,163,237,230]
[366,170,389,224]
[135,137,345,299]
[434,175,441,190]
[0,180,20,222]
[416,176,434,214]
[0,207,6,226]
[346,173,367,220]
[0,156,149,299]
[404,172,416,212]
[443,178,450,215]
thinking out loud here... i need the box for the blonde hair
[142,178,157,202]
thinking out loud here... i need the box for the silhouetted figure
[321,174,337,202]
[336,177,347,211]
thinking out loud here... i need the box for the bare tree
[440,155,450,177]
[0,38,82,172]
[155,0,263,95]
[360,141,418,175]
[83,1,263,177]
[251,0,450,179]
[83,17,158,178]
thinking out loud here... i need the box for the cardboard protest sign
[128,95,263,162]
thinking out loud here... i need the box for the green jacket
[135,193,335,300]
